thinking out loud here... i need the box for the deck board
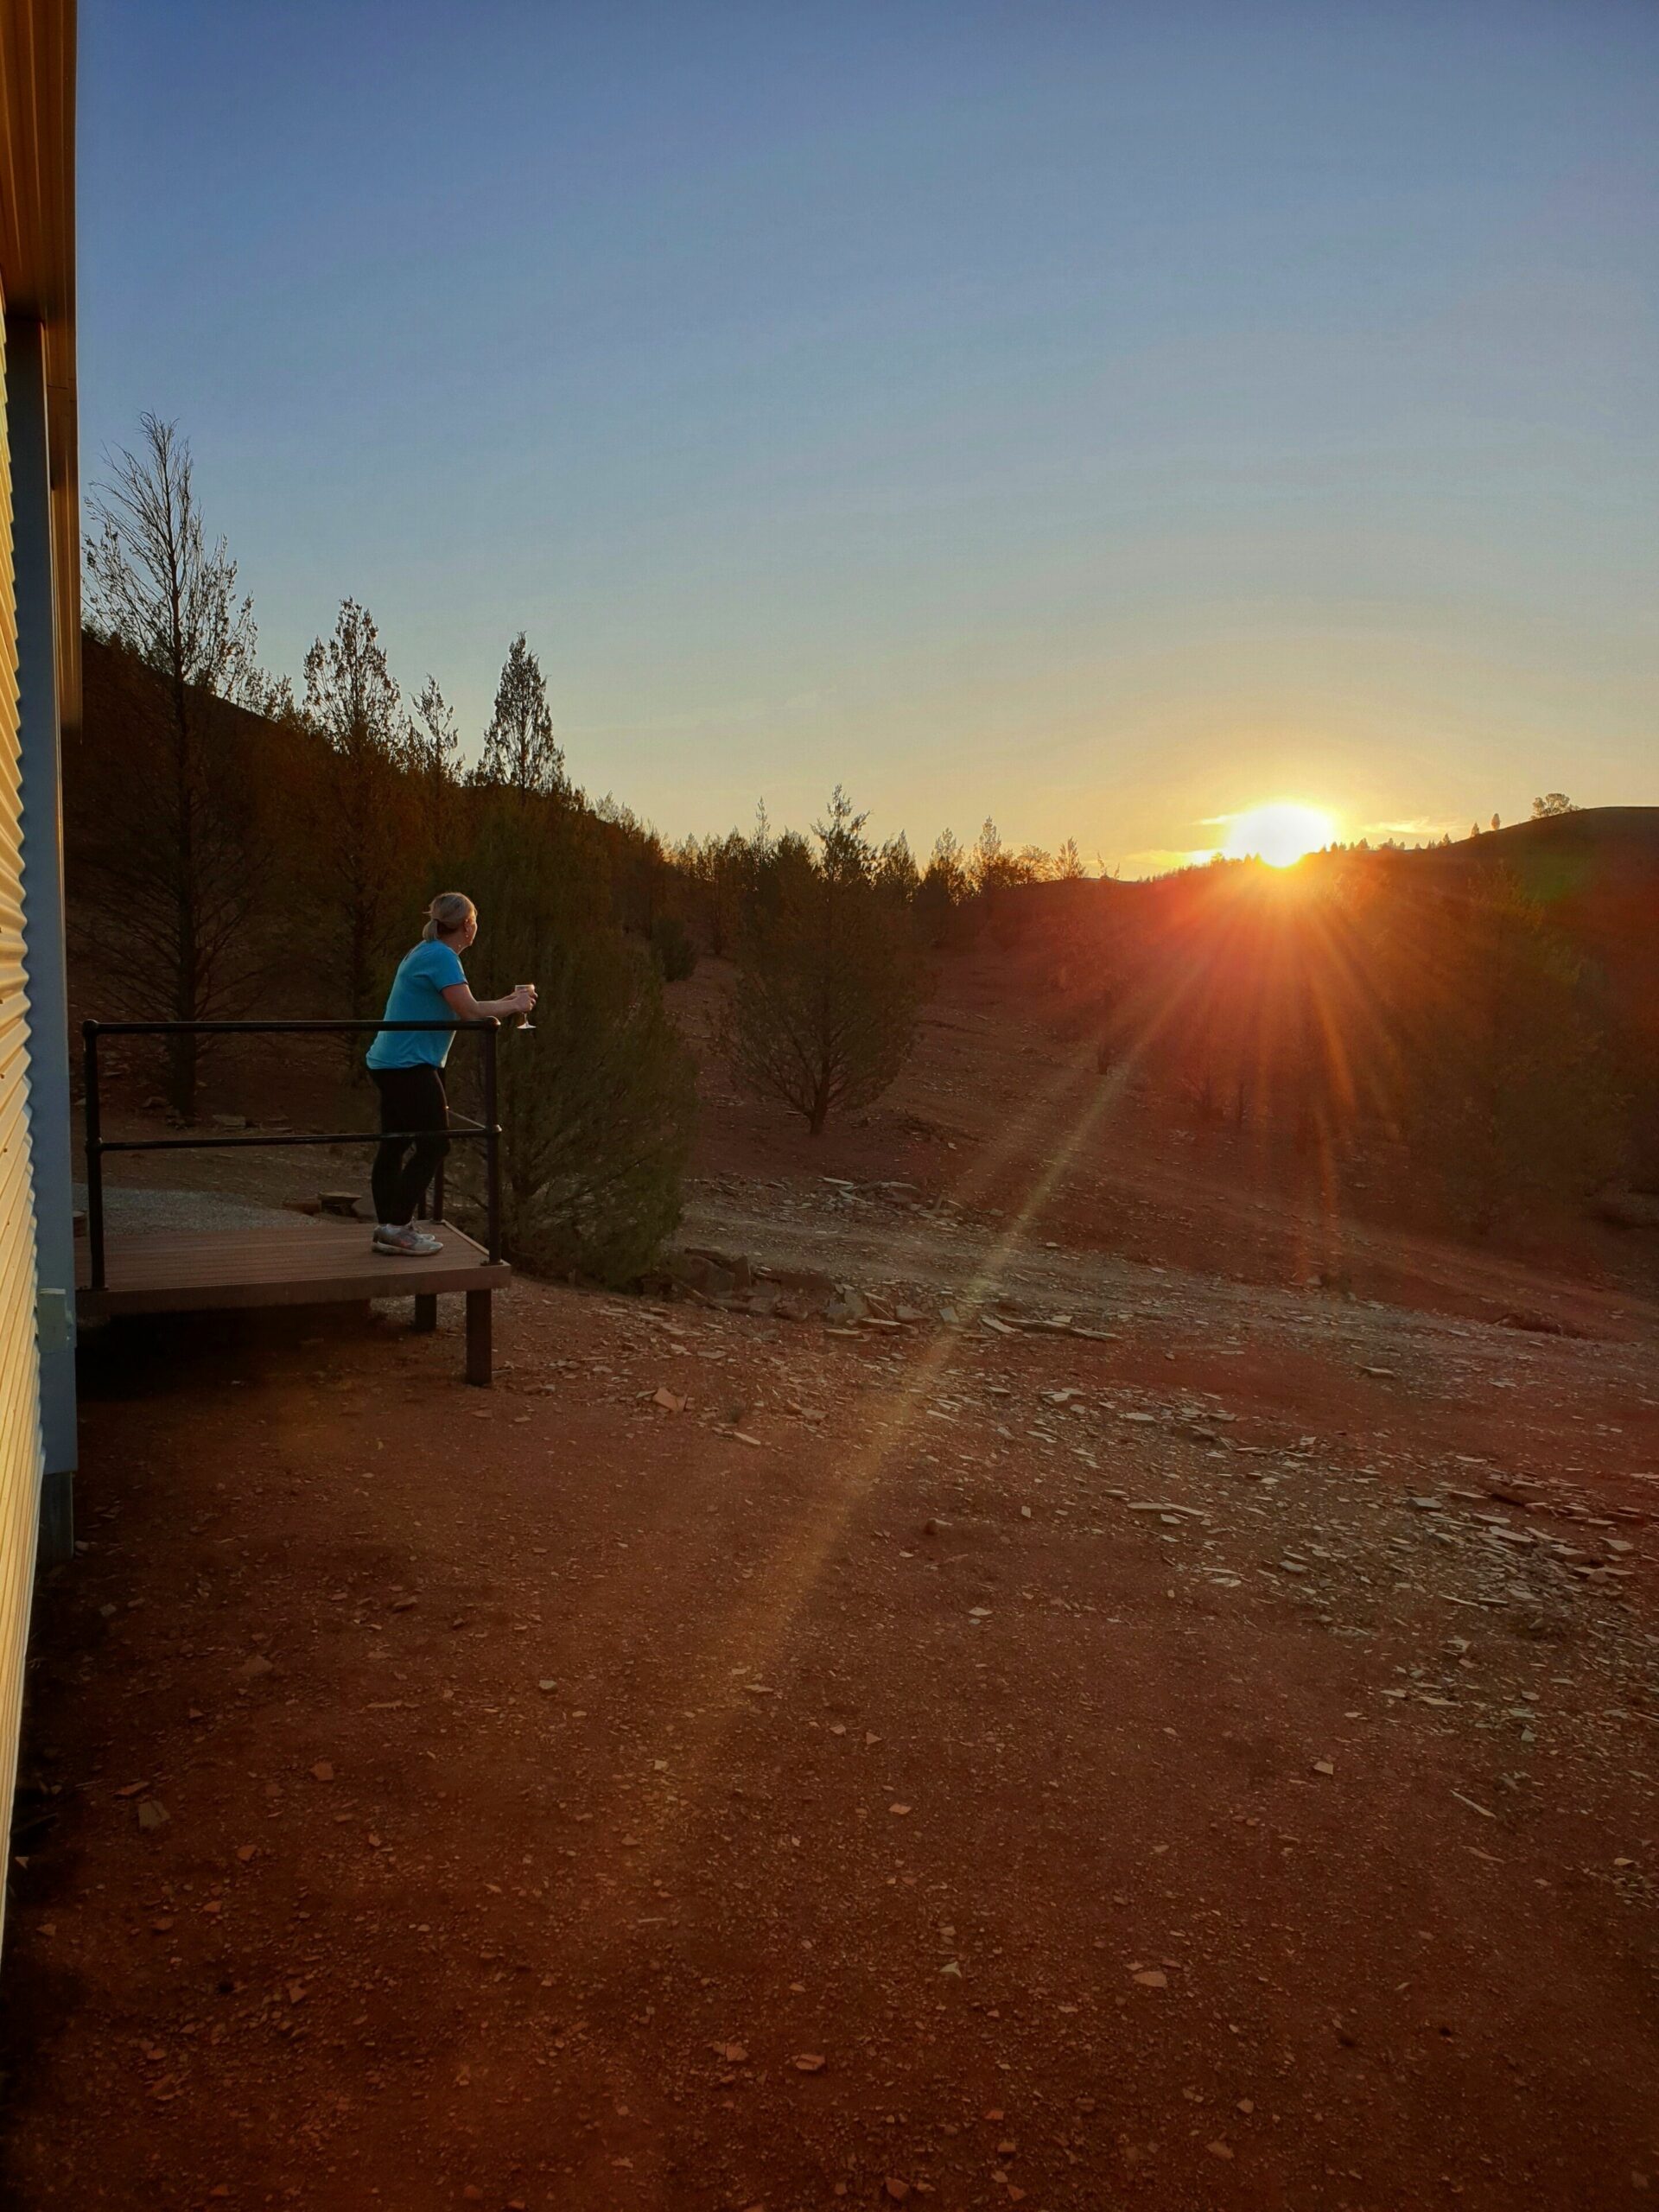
[75,1219,508,1319]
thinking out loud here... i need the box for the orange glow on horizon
[1222,802,1336,868]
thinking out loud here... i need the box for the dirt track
[4,953,1658,2207]
[4,1232,1657,2208]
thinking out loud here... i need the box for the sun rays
[524,867,1444,1907]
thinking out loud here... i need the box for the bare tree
[302,600,410,1017]
[476,632,567,801]
[82,413,285,1116]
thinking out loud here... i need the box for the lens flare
[1223,803,1335,868]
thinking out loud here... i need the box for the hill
[1421,809,1659,1179]
[978,810,1659,1198]
[62,630,1657,1261]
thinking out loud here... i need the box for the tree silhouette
[461,799,695,1282]
[82,413,288,1116]
[408,675,462,874]
[477,632,566,802]
[725,787,922,1135]
[302,599,410,1018]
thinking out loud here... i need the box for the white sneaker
[372,1224,443,1258]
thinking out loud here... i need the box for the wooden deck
[75,1220,508,1382]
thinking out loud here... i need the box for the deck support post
[412,1294,438,1334]
[465,1289,493,1386]
[40,1469,73,1567]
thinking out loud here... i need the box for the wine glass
[517,983,536,1033]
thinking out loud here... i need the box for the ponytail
[423,892,476,942]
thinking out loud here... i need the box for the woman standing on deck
[365,893,535,1256]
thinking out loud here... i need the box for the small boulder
[674,1250,738,1299]
[686,1246,753,1292]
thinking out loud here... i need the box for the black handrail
[80,1018,505,1291]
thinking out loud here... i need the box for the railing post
[483,1020,501,1264]
[76,1019,499,1289]
[82,1021,105,1292]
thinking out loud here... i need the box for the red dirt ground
[4,951,1658,2209]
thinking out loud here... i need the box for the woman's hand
[442,980,538,1023]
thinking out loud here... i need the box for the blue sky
[79,1,1659,873]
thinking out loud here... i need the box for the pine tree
[873,830,920,907]
[477,632,566,802]
[915,828,971,944]
[302,599,410,1018]
[725,787,923,1135]
[409,675,462,874]
[972,817,1007,893]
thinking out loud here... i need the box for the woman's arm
[442,980,536,1023]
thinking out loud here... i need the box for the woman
[365,893,535,1256]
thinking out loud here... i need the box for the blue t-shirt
[365,938,467,1069]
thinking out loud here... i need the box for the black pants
[370,1065,450,1227]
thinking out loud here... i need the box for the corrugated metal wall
[0,296,48,1937]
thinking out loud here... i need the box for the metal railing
[80,1018,503,1291]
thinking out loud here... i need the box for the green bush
[461,798,698,1283]
[1389,872,1626,1230]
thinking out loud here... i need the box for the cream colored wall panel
[0,296,48,1955]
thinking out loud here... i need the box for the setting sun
[1222,802,1336,868]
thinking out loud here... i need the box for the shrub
[651,912,698,982]
[1389,872,1625,1230]
[461,799,697,1283]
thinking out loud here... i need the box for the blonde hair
[422,892,476,942]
